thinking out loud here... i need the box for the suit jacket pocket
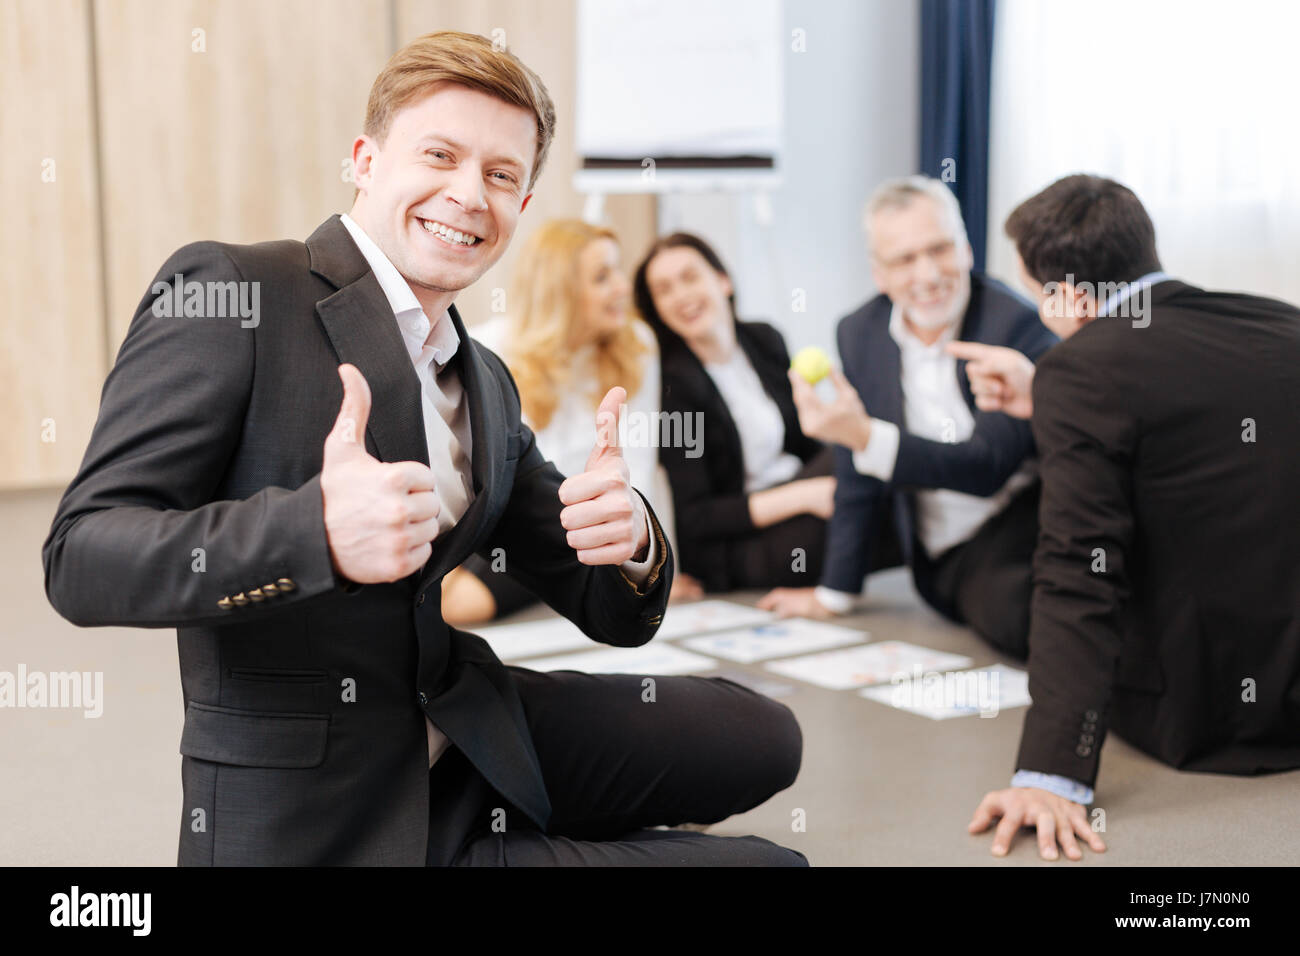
[180,701,329,768]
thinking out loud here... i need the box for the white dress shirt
[339,214,657,769]
[816,300,1033,614]
[701,346,804,493]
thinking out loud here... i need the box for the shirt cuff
[851,419,901,480]
[1011,770,1095,805]
[618,509,658,586]
[813,585,859,615]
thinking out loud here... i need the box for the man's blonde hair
[364,31,557,191]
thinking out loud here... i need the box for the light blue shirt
[1011,770,1094,805]
[1096,270,1171,319]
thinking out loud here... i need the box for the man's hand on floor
[969,786,1107,860]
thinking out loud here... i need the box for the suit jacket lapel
[416,303,504,592]
[309,215,429,470]
[306,215,506,590]
[872,305,904,424]
[952,277,982,410]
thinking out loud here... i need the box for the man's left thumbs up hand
[558,386,650,565]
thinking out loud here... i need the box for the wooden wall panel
[395,0,658,327]
[0,0,644,489]
[93,0,392,347]
[0,0,107,489]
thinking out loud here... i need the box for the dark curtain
[920,0,996,271]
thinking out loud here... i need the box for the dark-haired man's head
[1005,174,1163,338]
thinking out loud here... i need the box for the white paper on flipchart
[859,664,1033,719]
[517,643,719,677]
[576,0,782,159]
[763,641,975,691]
[681,619,867,664]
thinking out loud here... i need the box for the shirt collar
[339,212,460,369]
[1096,271,1172,318]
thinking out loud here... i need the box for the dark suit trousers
[425,669,807,866]
[864,484,1037,660]
[923,483,1040,660]
[726,446,835,590]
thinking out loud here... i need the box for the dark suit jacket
[657,320,823,591]
[821,272,1057,613]
[1016,279,1300,785]
[42,214,672,865]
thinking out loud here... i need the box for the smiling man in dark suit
[42,31,804,867]
[761,176,1057,660]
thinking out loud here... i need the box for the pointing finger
[945,340,996,362]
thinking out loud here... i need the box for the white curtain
[987,0,1300,306]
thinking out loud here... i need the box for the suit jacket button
[247,588,265,602]
[1080,734,1095,745]
[417,592,425,607]
[1084,710,1099,722]
[217,597,233,610]
[277,577,297,592]
[1082,721,1096,732]
[262,582,279,596]
[418,692,429,705]
[1076,744,1092,757]
[231,592,249,607]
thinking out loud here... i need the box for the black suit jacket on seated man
[41,215,673,865]
[1016,278,1300,786]
[821,272,1057,629]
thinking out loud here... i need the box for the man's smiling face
[350,82,536,310]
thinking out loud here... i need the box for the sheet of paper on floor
[763,641,974,691]
[681,618,867,663]
[652,599,774,640]
[475,599,772,662]
[859,663,1032,719]
[475,616,592,661]
[517,642,719,676]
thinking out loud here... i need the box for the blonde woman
[442,219,700,624]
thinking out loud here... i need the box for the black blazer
[42,214,671,865]
[1016,279,1300,786]
[821,272,1057,612]
[657,320,823,591]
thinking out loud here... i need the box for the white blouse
[702,345,803,493]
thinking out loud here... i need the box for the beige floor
[4,487,1296,866]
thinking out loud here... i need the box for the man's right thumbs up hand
[321,363,441,584]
